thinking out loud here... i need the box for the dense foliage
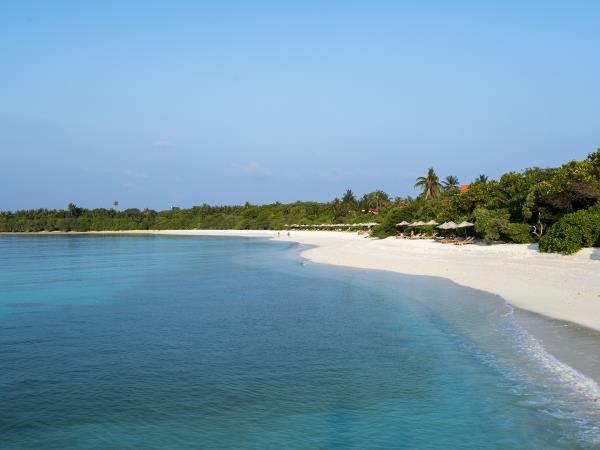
[2,149,600,253]
[371,148,600,252]
[473,208,533,244]
[538,202,600,254]
[0,192,384,233]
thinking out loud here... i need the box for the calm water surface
[0,235,599,449]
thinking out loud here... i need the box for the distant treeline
[0,195,388,233]
[2,149,599,253]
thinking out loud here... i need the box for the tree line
[0,195,389,234]
[1,149,599,253]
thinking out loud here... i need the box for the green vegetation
[538,203,600,254]
[2,149,600,254]
[414,168,442,200]
[441,176,459,192]
[0,198,381,233]
[374,148,600,252]
[473,208,533,244]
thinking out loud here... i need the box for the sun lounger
[439,237,460,244]
[454,237,475,245]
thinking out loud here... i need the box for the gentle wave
[491,304,600,445]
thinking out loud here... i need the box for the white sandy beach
[150,230,600,332]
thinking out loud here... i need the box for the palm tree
[414,168,442,200]
[475,174,488,184]
[361,190,391,210]
[373,189,391,209]
[442,175,459,192]
[342,189,357,211]
[112,200,119,210]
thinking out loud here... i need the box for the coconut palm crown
[414,168,442,200]
[442,175,460,191]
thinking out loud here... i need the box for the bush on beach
[538,202,600,254]
[473,208,534,244]
[371,207,411,238]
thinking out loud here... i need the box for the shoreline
[4,229,600,333]
[280,231,600,332]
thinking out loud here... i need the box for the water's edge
[287,240,600,391]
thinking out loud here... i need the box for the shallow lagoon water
[0,235,599,449]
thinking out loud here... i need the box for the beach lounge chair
[439,237,459,244]
[455,237,475,245]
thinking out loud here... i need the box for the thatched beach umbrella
[424,220,439,226]
[354,222,377,228]
[396,221,410,227]
[408,221,425,227]
[437,221,457,230]
[455,220,474,236]
[456,221,474,228]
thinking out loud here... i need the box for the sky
[1,1,599,210]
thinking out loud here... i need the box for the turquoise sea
[1,235,599,449]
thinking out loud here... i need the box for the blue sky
[1,1,599,210]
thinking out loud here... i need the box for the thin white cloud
[313,168,352,182]
[123,169,149,179]
[235,161,272,179]
[282,167,352,183]
[152,139,174,148]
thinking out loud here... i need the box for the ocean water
[0,235,599,449]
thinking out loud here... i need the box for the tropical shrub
[537,150,600,213]
[538,202,600,254]
[473,208,510,242]
[473,208,533,244]
[504,223,533,244]
[372,207,410,238]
